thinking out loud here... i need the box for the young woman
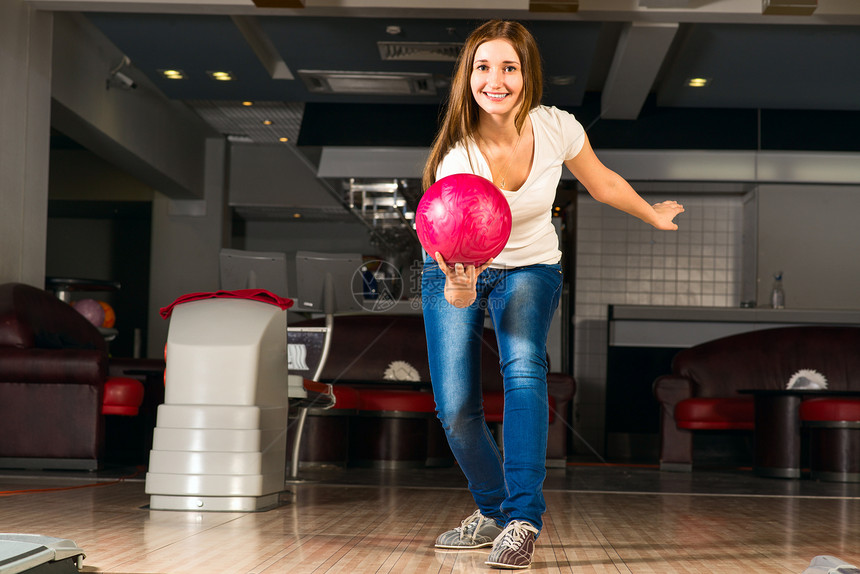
[421,20,684,569]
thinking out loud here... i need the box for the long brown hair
[422,20,543,191]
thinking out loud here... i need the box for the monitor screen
[295,251,364,314]
[219,248,289,297]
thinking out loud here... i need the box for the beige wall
[0,0,53,287]
[756,185,860,310]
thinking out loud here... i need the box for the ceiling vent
[298,70,436,95]
[762,0,817,15]
[377,41,462,62]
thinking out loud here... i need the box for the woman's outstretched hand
[651,200,685,230]
[435,252,494,308]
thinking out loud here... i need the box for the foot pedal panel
[0,534,85,573]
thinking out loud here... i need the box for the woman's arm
[564,133,684,230]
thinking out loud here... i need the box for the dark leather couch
[653,325,860,471]
[0,282,159,470]
[293,313,576,466]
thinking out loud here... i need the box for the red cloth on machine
[159,289,294,319]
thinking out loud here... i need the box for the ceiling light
[262,119,274,126]
[687,77,710,87]
[549,75,576,86]
[159,69,186,80]
[242,101,254,106]
[207,71,235,81]
[279,137,289,142]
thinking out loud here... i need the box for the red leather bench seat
[290,315,576,466]
[675,397,754,430]
[357,389,436,414]
[350,388,441,468]
[101,377,145,416]
[330,385,360,410]
[800,398,860,424]
[653,326,860,471]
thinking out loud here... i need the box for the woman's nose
[488,67,503,87]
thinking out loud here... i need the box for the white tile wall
[572,193,746,455]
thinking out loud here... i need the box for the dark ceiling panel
[658,23,860,111]
[298,94,761,150]
[298,102,442,146]
[85,13,601,106]
[80,11,860,148]
[259,16,471,73]
[86,13,287,101]
[761,109,860,151]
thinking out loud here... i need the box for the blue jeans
[421,258,562,534]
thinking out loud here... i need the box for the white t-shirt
[436,105,585,268]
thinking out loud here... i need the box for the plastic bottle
[770,272,785,309]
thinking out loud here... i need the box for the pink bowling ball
[416,173,512,266]
[72,298,105,328]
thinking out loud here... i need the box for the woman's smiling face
[470,38,524,118]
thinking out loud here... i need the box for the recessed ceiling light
[687,77,711,88]
[242,101,254,106]
[207,71,235,81]
[549,75,575,86]
[293,213,302,219]
[159,69,186,80]
[262,119,274,126]
[279,137,289,142]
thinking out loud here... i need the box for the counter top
[608,305,860,348]
[609,305,860,325]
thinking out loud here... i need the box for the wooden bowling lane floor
[0,467,858,573]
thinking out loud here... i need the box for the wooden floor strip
[0,473,858,573]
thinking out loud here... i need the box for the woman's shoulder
[530,105,579,126]
[530,105,585,159]
[438,138,479,177]
[441,139,473,164]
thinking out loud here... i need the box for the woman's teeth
[485,92,507,100]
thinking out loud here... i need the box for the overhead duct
[762,0,817,15]
[228,143,354,223]
[378,41,462,62]
[298,70,436,96]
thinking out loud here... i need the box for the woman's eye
[475,64,488,71]
[505,66,518,73]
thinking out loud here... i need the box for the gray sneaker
[435,510,503,549]
[485,520,538,569]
